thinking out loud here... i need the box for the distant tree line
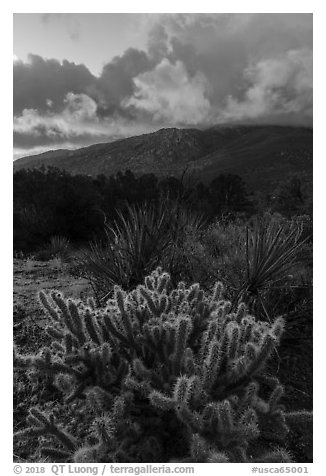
[13,166,311,252]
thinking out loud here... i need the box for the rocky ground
[13,258,91,315]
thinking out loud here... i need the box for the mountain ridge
[14,125,313,192]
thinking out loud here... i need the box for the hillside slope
[14,125,313,192]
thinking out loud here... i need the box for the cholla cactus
[14,268,311,462]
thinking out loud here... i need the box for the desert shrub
[184,215,307,300]
[235,215,307,307]
[14,168,106,252]
[14,167,261,254]
[179,218,247,290]
[14,268,311,463]
[259,270,312,347]
[174,214,311,346]
[239,216,311,345]
[35,236,71,262]
[77,201,205,302]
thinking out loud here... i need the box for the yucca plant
[78,201,205,303]
[77,239,129,303]
[110,203,173,283]
[160,200,207,285]
[235,215,307,317]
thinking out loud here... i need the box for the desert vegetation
[14,167,311,253]
[13,167,312,463]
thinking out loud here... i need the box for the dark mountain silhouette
[13,125,312,192]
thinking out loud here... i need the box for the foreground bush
[77,201,205,302]
[35,236,71,262]
[14,268,311,463]
[179,214,312,336]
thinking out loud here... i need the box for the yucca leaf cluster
[14,268,311,463]
[240,216,306,304]
[77,201,205,303]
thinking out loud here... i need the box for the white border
[3,3,323,475]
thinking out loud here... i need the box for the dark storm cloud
[88,48,153,117]
[13,54,95,114]
[13,48,153,118]
[14,13,313,157]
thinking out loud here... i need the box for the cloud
[13,13,312,157]
[14,93,106,143]
[123,13,312,126]
[13,52,156,153]
[124,59,210,125]
[13,92,157,152]
[90,48,152,116]
[15,93,99,147]
[220,49,313,123]
[63,92,98,121]
[13,54,95,115]
[13,48,152,118]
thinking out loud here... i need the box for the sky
[13,13,313,159]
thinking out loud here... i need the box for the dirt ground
[14,258,92,316]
